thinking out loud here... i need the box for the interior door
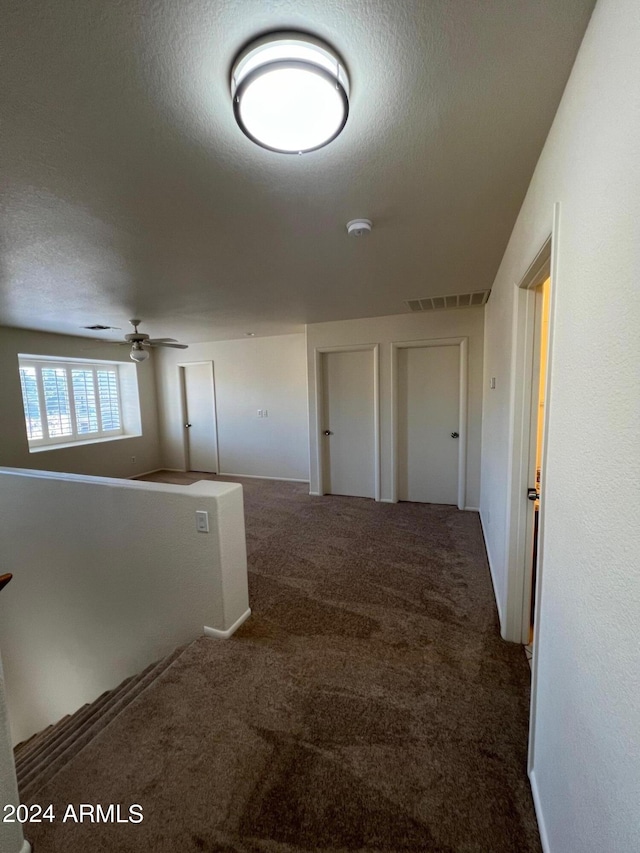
[397,345,460,504]
[525,277,551,645]
[321,349,375,498]
[182,362,218,473]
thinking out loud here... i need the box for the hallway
[24,475,540,852]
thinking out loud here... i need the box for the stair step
[14,721,60,761]
[16,674,138,776]
[18,644,189,801]
[16,648,184,771]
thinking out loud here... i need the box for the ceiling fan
[111,319,188,362]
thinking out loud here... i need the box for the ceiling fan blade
[146,338,178,343]
[148,341,188,349]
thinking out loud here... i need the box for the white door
[321,349,375,498]
[182,362,218,473]
[397,345,459,504]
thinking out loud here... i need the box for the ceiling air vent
[83,324,119,331]
[405,290,490,312]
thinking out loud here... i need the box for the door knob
[527,488,540,501]
[451,431,459,438]
[323,430,333,436]
[185,423,192,428]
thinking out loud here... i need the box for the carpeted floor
[24,474,541,852]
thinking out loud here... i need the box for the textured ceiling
[0,0,595,342]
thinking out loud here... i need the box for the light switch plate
[195,510,209,533]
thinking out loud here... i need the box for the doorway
[316,346,379,499]
[179,362,219,474]
[397,344,461,505]
[524,278,551,660]
[391,338,468,509]
[503,222,557,649]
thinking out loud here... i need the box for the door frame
[177,361,220,474]
[504,209,558,652]
[313,344,381,501]
[504,207,559,783]
[390,337,468,510]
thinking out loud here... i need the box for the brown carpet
[24,474,540,853]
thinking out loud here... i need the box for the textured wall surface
[156,334,309,481]
[480,0,640,849]
[0,326,162,478]
[0,468,248,745]
[307,309,484,507]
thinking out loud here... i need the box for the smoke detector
[346,219,372,237]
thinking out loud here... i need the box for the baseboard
[309,491,321,496]
[128,468,163,479]
[529,769,550,853]
[204,608,251,640]
[479,510,505,634]
[219,473,309,484]
[464,506,480,512]
[380,498,396,504]
[20,840,32,853]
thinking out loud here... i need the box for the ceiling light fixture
[231,32,350,154]
[130,342,150,363]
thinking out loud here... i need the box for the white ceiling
[0,0,595,343]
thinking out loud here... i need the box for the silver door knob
[185,423,192,428]
[451,431,459,438]
[323,430,333,436]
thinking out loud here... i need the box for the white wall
[480,0,639,849]
[0,326,162,478]
[307,309,484,507]
[0,653,26,853]
[156,333,309,481]
[0,468,248,745]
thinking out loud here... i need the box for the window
[18,357,126,449]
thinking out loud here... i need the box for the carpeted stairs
[13,645,187,801]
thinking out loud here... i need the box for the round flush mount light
[231,32,350,154]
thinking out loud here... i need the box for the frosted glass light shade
[130,346,149,363]
[231,34,349,154]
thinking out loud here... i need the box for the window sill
[28,434,141,453]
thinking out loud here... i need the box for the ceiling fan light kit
[231,32,349,154]
[130,343,150,363]
[90,319,189,362]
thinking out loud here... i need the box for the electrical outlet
[131,456,136,463]
[263,409,268,418]
[490,377,496,389]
